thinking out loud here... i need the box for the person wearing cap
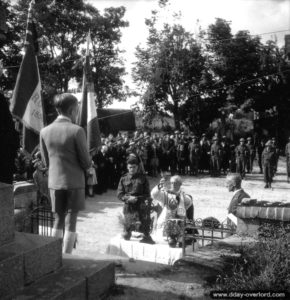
[210,136,222,176]
[257,139,265,174]
[188,136,200,176]
[285,137,290,183]
[117,156,155,244]
[221,136,231,175]
[235,138,248,179]
[262,141,276,188]
[199,134,210,174]
[176,133,188,175]
[246,137,256,174]
[271,137,279,175]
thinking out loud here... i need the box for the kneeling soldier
[117,156,155,244]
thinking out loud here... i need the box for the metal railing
[181,217,236,256]
[30,193,54,236]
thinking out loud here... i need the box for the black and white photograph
[1,0,290,299]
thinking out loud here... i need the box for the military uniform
[285,139,290,182]
[220,138,231,174]
[117,172,152,240]
[246,138,256,173]
[188,138,200,175]
[235,139,248,178]
[176,138,188,175]
[210,139,222,176]
[199,135,210,173]
[262,142,276,188]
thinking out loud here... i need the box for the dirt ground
[73,158,290,299]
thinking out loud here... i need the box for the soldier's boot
[140,235,155,244]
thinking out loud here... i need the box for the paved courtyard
[72,158,290,299]
[75,158,290,255]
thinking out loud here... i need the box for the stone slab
[107,235,183,265]
[0,232,62,298]
[0,182,14,247]
[0,250,24,299]
[237,217,260,235]
[182,245,238,272]
[12,255,115,300]
[213,234,257,249]
[14,181,37,209]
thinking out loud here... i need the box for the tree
[133,10,206,130]
[11,0,128,108]
[0,1,22,93]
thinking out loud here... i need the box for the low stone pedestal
[0,181,115,299]
[236,202,290,235]
[107,234,184,265]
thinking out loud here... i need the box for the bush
[214,224,290,292]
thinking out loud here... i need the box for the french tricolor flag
[11,0,44,153]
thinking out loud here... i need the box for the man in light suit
[226,173,250,225]
[40,93,91,253]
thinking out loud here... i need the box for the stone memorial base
[0,181,115,299]
[12,254,115,300]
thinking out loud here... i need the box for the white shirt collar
[233,188,242,197]
[57,115,72,122]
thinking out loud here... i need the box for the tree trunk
[173,100,180,130]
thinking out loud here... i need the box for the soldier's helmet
[240,138,245,142]
[265,140,272,147]
[247,137,252,141]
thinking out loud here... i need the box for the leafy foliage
[1,0,128,108]
[214,224,290,291]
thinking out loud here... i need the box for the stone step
[0,232,62,298]
[12,254,115,300]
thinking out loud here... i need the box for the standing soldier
[161,133,171,172]
[199,133,210,174]
[246,137,256,174]
[235,138,248,179]
[210,137,222,176]
[117,156,155,244]
[188,136,200,176]
[220,136,231,175]
[257,139,265,174]
[176,134,188,175]
[168,135,177,174]
[271,137,279,175]
[285,137,290,183]
[262,141,276,188]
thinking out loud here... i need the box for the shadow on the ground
[107,284,206,300]
[79,190,123,218]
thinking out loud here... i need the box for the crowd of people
[1,92,287,251]
[13,129,282,195]
[88,131,281,193]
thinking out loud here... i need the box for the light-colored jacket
[40,117,91,190]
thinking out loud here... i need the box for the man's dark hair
[54,93,78,115]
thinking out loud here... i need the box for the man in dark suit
[40,94,91,253]
[226,173,250,220]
